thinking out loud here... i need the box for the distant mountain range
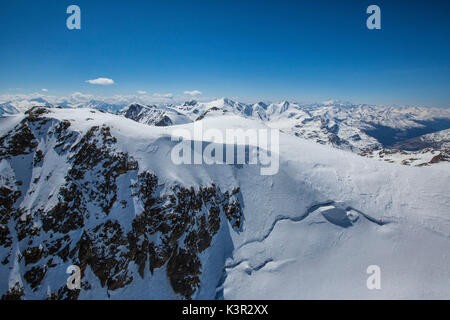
[1,95,450,167]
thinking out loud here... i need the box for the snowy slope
[1,106,449,299]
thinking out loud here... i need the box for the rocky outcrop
[0,107,243,300]
[120,104,174,126]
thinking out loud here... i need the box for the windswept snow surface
[1,107,449,299]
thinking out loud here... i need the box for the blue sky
[0,0,449,106]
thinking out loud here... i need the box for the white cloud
[70,92,93,102]
[41,88,48,92]
[86,77,115,85]
[153,93,173,98]
[137,90,147,95]
[184,90,202,96]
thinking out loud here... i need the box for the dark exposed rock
[121,104,174,126]
[24,265,47,290]
[0,186,21,248]
[183,100,197,107]
[47,285,80,300]
[196,107,221,121]
[1,282,25,300]
[33,149,44,166]
[23,246,44,265]
[430,153,445,163]
[166,248,201,299]
[0,121,37,158]
[154,115,173,126]
[0,112,244,300]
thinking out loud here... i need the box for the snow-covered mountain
[2,95,450,166]
[1,106,449,299]
[392,128,450,150]
[0,97,53,115]
[119,103,191,127]
[167,99,450,166]
[164,98,450,153]
[357,128,450,167]
[0,94,148,116]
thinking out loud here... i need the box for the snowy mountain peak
[182,100,198,107]
[121,103,150,117]
[254,101,268,110]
